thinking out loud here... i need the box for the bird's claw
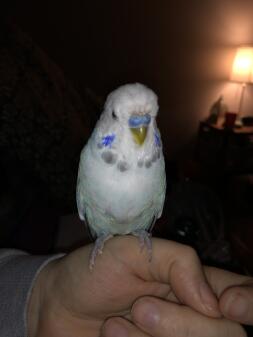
[89,233,113,270]
[132,230,152,261]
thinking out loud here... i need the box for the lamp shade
[230,46,253,83]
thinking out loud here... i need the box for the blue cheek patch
[154,132,161,147]
[101,133,116,148]
[128,114,151,128]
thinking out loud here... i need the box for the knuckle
[181,245,198,262]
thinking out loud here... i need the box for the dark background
[5,0,253,158]
[1,0,253,276]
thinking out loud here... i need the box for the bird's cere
[128,114,151,128]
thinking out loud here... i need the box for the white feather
[77,83,166,237]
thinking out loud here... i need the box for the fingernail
[103,321,128,337]
[134,301,160,328]
[224,293,248,319]
[200,282,220,315]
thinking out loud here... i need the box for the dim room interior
[1,0,253,293]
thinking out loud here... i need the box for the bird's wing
[136,158,166,233]
[156,165,166,219]
[76,174,85,221]
[77,158,99,239]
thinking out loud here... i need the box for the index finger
[113,237,221,318]
[148,239,221,317]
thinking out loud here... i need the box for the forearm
[0,249,63,337]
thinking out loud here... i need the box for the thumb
[204,266,253,325]
[220,284,253,325]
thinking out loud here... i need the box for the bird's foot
[132,229,152,261]
[89,233,113,271]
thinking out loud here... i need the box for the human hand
[106,266,252,337]
[27,236,221,337]
[211,267,253,325]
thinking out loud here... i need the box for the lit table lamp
[230,46,253,126]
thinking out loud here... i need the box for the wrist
[27,259,59,337]
[27,256,99,337]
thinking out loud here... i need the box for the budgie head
[99,83,159,147]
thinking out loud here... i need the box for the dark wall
[9,0,253,157]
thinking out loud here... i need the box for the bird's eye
[112,111,118,120]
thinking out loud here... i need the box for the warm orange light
[230,47,253,83]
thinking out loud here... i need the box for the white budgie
[77,83,166,269]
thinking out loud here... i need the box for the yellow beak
[130,126,148,146]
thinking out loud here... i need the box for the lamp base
[235,116,243,127]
